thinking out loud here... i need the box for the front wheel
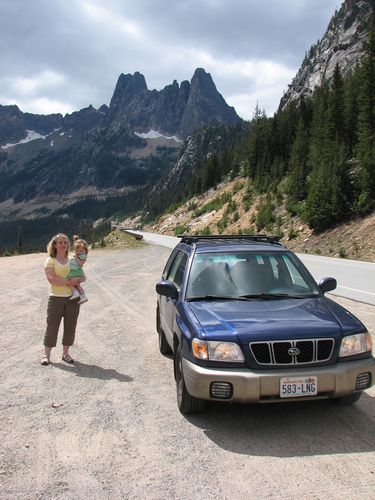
[175,345,205,415]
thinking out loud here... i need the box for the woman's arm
[45,268,85,286]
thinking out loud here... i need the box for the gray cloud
[0,0,340,119]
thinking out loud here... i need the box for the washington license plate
[280,376,318,398]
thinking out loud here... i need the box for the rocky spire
[178,68,240,137]
[109,72,148,112]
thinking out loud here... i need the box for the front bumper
[182,356,375,403]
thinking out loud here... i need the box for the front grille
[250,338,334,366]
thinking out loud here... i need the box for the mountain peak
[106,68,240,138]
[177,68,240,136]
[110,72,148,111]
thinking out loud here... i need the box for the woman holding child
[41,233,87,366]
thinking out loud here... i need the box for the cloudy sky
[0,0,341,120]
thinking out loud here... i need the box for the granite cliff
[280,0,373,109]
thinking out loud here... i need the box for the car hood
[186,298,365,342]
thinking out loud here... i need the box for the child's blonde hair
[73,235,89,254]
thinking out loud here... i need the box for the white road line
[336,285,375,297]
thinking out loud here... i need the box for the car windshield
[185,251,320,300]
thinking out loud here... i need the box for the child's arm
[75,253,87,267]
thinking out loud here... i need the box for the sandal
[41,357,50,366]
[62,354,74,364]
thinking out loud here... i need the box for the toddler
[68,235,88,305]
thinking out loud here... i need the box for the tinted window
[167,252,188,289]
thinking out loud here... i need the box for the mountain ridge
[0,68,241,220]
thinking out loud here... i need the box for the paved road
[297,253,375,305]
[125,230,375,305]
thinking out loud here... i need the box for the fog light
[356,372,371,390]
[210,382,233,399]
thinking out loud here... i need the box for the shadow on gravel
[54,361,133,382]
[186,394,375,457]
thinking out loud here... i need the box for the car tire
[156,308,172,355]
[175,345,205,415]
[334,391,362,405]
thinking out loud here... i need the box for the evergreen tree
[354,11,375,213]
[287,117,309,202]
[327,64,346,142]
[304,163,333,231]
[15,224,23,254]
[326,64,352,220]
[344,70,360,155]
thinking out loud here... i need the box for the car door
[163,251,188,346]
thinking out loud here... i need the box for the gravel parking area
[0,245,374,499]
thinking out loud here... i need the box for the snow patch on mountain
[134,129,182,142]
[1,130,48,149]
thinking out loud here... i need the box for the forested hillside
[143,12,375,234]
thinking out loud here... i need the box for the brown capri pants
[44,296,80,347]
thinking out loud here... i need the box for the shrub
[194,193,232,217]
[339,247,347,258]
[233,181,244,193]
[256,199,275,231]
[174,225,187,236]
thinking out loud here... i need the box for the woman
[41,233,86,365]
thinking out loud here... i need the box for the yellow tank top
[45,256,72,297]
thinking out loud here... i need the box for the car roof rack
[179,234,283,245]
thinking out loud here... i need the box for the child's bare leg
[76,284,85,295]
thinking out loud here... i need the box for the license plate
[280,376,318,398]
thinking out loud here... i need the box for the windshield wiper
[186,295,254,302]
[239,293,317,300]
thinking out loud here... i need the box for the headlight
[339,332,373,357]
[192,339,244,362]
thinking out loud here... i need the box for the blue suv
[156,235,375,414]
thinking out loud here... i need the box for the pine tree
[354,11,375,213]
[15,224,23,254]
[326,64,351,221]
[304,164,333,231]
[287,117,309,202]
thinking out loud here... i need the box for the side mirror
[319,277,337,293]
[156,280,179,300]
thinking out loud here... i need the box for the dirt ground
[1,245,374,500]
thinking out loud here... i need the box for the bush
[256,199,275,231]
[200,226,211,235]
[174,225,187,236]
[194,193,232,217]
[339,247,347,258]
[233,181,244,193]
